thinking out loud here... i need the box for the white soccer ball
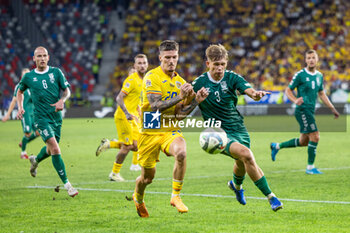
[199,128,228,154]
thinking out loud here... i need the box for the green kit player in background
[16,46,78,197]
[270,50,339,175]
[192,44,283,211]
[2,68,39,159]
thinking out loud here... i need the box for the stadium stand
[0,0,349,108]
[0,0,115,108]
[0,0,32,108]
[113,0,349,98]
[23,0,112,106]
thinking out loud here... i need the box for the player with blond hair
[192,44,283,211]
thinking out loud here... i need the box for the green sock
[308,141,318,165]
[36,146,50,163]
[233,174,245,186]
[52,154,68,184]
[21,136,28,151]
[21,134,37,151]
[254,176,272,196]
[279,138,300,149]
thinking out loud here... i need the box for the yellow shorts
[138,130,183,169]
[114,116,140,145]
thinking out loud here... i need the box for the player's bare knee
[239,149,254,164]
[300,141,308,146]
[175,150,186,162]
[50,146,61,155]
[243,154,255,165]
[142,177,153,185]
[238,147,250,157]
[312,134,320,142]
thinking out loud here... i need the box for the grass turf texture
[0,116,349,233]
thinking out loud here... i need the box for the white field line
[270,166,350,174]
[26,185,350,205]
[72,166,350,185]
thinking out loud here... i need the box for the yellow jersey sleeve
[141,67,188,134]
[144,71,162,95]
[121,76,135,95]
[115,73,142,118]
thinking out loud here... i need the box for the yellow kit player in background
[96,54,148,181]
[132,40,208,217]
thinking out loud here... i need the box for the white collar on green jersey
[207,71,224,84]
[304,68,318,76]
[34,66,49,74]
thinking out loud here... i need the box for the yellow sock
[112,162,123,174]
[172,179,183,196]
[110,140,121,149]
[134,191,144,203]
[132,151,138,165]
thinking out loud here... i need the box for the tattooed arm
[147,83,192,112]
[175,87,209,120]
[117,91,135,120]
[148,93,183,112]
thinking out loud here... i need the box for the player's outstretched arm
[148,83,192,112]
[244,88,271,101]
[16,90,25,120]
[51,87,71,112]
[2,96,17,122]
[318,90,340,119]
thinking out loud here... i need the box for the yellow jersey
[141,66,186,134]
[115,72,142,119]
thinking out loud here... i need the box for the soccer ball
[199,128,228,154]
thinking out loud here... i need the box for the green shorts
[222,127,251,158]
[34,118,62,143]
[21,112,35,134]
[295,108,318,133]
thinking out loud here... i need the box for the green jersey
[289,68,323,111]
[14,84,34,113]
[18,66,70,121]
[192,70,252,132]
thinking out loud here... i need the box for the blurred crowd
[1,0,349,109]
[113,0,349,96]
[0,0,116,108]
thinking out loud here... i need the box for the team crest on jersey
[49,73,55,83]
[125,82,130,88]
[175,81,182,89]
[220,81,228,92]
[306,77,310,81]
[146,79,152,88]
[33,77,38,82]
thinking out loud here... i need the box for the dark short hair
[134,54,147,62]
[159,40,179,52]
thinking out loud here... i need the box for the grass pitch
[0,116,349,232]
